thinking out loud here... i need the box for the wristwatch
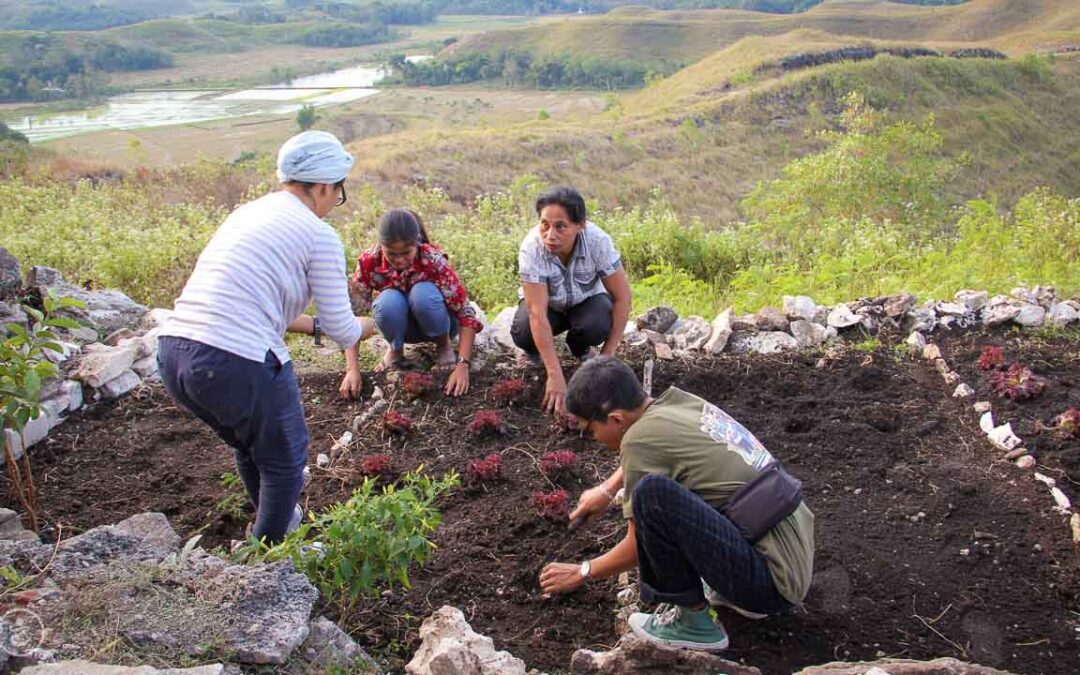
[312,316,322,347]
[579,560,592,580]
[456,356,470,367]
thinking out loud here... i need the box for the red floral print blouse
[352,242,484,333]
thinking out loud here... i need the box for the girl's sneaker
[702,580,768,620]
[627,604,730,652]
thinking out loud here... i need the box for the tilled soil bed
[8,331,1080,674]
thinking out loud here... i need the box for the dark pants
[157,336,308,544]
[632,474,792,613]
[510,293,613,358]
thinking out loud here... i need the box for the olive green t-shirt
[621,387,815,604]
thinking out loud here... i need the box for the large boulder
[981,296,1022,327]
[571,634,761,674]
[29,266,147,334]
[755,307,789,332]
[406,605,526,675]
[790,320,830,349]
[487,306,517,352]
[1047,300,1080,327]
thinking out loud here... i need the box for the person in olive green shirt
[539,356,814,652]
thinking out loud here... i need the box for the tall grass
[1,95,1076,318]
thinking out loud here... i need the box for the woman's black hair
[378,208,430,246]
[535,187,587,224]
[565,356,647,422]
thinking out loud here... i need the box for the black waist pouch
[721,463,803,543]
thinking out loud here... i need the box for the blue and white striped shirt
[161,191,362,364]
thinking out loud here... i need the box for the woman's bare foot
[376,348,405,372]
[434,335,456,367]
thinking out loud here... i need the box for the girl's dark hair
[378,208,430,246]
[566,356,647,422]
[535,187,587,224]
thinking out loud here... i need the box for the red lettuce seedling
[402,372,433,399]
[383,410,413,435]
[490,378,526,407]
[359,454,392,477]
[466,409,504,438]
[989,363,1046,401]
[1056,407,1080,439]
[550,412,579,435]
[539,450,578,477]
[467,453,503,483]
[531,489,570,520]
[976,346,1004,371]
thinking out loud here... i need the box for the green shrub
[242,470,458,618]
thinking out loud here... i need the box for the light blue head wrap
[276,130,354,184]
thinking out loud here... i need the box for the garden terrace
[10,326,1079,673]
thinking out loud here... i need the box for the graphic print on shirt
[700,403,774,469]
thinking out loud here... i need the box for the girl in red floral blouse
[351,209,482,396]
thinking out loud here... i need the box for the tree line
[386,50,678,89]
[0,35,173,103]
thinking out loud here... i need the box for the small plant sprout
[531,489,570,520]
[401,372,434,399]
[989,363,1046,401]
[490,378,526,407]
[383,410,413,435]
[539,450,578,478]
[359,454,393,477]
[1055,407,1080,439]
[466,410,503,437]
[551,411,579,435]
[977,345,1005,371]
[467,453,503,483]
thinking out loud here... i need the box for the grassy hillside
[356,34,1080,224]
[441,0,1080,65]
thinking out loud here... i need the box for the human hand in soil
[444,363,470,397]
[539,562,584,594]
[570,485,613,523]
[339,368,363,399]
[543,372,567,415]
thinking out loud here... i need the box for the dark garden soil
[7,330,1080,674]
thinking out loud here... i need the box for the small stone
[790,320,829,348]
[1013,304,1046,327]
[1015,455,1036,469]
[943,371,961,385]
[755,307,789,332]
[636,306,678,334]
[99,369,140,399]
[703,309,733,354]
[952,383,974,398]
[826,304,860,329]
[973,401,991,414]
[1033,543,1043,552]
[782,295,817,322]
[316,453,330,468]
[905,331,927,352]
[922,343,942,361]
[907,307,936,332]
[954,289,989,312]
[1047,300,1080,327]
[654,343,674,361]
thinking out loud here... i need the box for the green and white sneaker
[702,580,768,620]
[627,604,730,651]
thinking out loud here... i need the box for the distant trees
[385,49,676,89]
[293,23,396,47]
[0,35,170,103]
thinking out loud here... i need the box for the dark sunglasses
[335,180,347,207]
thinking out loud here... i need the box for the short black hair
[566,356,647,422]
[535,186,587,224]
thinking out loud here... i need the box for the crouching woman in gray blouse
[511,187,632,415]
